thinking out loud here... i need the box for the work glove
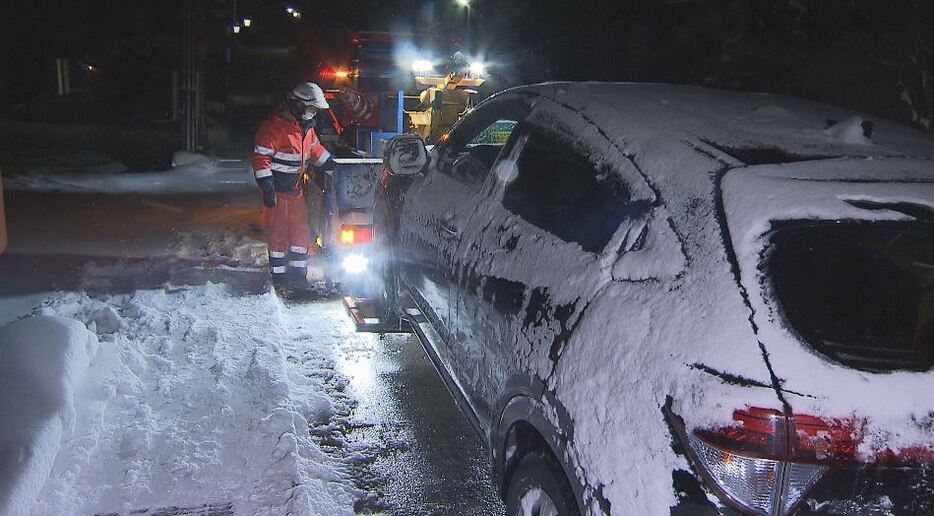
[262,188,277,208]
[321,156,337,176]
[313,157,337,191]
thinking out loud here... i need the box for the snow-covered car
[374,83,934,515]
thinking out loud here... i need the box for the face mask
[288,100,317,122]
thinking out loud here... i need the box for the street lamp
[242,18,252,27]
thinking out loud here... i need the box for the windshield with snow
[765,219,934,372]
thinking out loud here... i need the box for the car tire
[506,451,580,516]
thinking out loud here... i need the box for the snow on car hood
[723,157,934,453]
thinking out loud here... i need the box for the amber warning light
[319,68,352,81]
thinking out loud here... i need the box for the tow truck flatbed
[342,295,412,334]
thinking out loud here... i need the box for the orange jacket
[251,112,331,194]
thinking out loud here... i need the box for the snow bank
[0,295,48,326]
[824,116,873,145]
[0,316,98,516]
[24,285,357,515]
[171,151,214,169]
[174,230,268,269]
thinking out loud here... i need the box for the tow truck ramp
[342,296,414,333]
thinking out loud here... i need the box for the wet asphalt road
[333,328,505,515]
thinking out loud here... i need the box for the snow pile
[31,286,358,515]
[0,285,360,515]
[824,116,873,145]
[170,151,214,170]
[174,230,268,269]
[0,316,99,516]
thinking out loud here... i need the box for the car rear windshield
[765,219,934,372]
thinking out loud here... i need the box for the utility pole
[181,0,204,150]
[56,58,72,95]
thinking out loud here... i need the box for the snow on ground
[174,230,268,270]
[0,316,99,515]
[3,151,256,194]
[0,284,367,515]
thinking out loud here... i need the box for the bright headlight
[412,60,433,73]
[469,61,486,76]
[342,254,368,274]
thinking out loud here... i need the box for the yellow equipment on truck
[406,73,485,143]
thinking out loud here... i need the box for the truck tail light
[340,225,373,245]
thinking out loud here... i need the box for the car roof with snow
[511,82,934,165]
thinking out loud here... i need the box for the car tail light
[684,407,867,515]
[668,399,934,515]
[339,225,373,245]
[687,408,824,515]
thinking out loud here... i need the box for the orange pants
[263,192,314,285]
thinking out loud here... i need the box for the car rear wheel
[506,451,579,516]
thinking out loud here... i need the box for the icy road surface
[0,173,503,514]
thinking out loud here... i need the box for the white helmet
[288,82,329,110]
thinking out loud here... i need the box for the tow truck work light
[342,254,368,274]
[412,60,434,73]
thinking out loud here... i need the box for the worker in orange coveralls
[251,82,336,295]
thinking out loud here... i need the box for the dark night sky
[1,1,931,132]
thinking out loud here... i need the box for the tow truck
[308,34,486,332]
[339,134,428,334]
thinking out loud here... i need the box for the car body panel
[722,159,934,451]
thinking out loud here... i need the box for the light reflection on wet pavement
[327,320,504,514]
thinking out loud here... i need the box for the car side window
[440,119,518,191]
[502,132,635,254]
